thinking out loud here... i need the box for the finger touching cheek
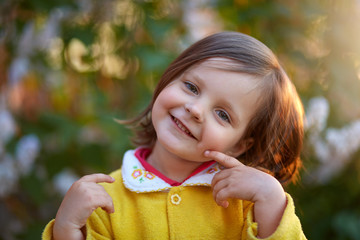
[204,150,242,168]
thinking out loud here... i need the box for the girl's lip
[171,115,196,139]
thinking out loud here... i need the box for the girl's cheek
[203,133,229,151]
[205,129,241,153]
[159,89,179,104]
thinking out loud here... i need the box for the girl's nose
[185,102,203,122]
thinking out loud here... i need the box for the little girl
[43,32,306,239]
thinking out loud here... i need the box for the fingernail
[204,150,210,156]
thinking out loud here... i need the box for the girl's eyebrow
[183,72,205,89]
[184,71,201,83]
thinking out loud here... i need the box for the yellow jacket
[42,149,306,239]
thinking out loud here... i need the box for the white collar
[122,149,222,193]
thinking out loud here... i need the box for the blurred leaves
[333,211,360,240]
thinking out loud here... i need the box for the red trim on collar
[135,148,216,186]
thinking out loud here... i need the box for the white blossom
[181,0,222,47]
[313,139,330,163]
[17,22,36,57]
[305,97,360,183]
[304,96,329,132]
[0,154,19,197]
[36,9,65,51]
[15,134,41,175]
[9,8,69,85]
[17,9,69,56]
[309,121,360,183]
[8,57,30,86]
[310,120,360,182]
[0,110,16,144]
[53,169,79,196]
[324,121,360,161]
[344,121,360,153]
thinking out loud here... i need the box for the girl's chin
[156,138,210,162]
[170,150,209,163]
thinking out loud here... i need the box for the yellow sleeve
[244,193,307,240]
[42,219,55,240]
[41,208,113,240]
[85,207,114,239]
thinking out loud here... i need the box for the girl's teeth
[174,118,192,136]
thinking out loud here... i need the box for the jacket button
[170,194,181,205]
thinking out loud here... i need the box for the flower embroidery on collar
[131,166,156,184]
[131,168,142,179]
[122,149,222,193]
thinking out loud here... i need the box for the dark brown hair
[123,31,304,184]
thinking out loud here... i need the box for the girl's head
[128,31,304,184]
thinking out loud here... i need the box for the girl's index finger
[80,173,115,183]
[204,150,243,168]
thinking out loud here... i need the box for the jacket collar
[122,149,223,193]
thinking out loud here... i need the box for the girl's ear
[227,138,254,157]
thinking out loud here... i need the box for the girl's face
[151,58,262,163]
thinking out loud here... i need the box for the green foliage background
[1,0,360,239]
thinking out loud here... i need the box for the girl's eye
[216,110,230,123]
[184,82,199,95]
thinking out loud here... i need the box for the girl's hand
[53,174,115,240]
[204,150,286,238]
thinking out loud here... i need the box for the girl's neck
[147,142,203,183]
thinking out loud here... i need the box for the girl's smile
[171,115,197,139]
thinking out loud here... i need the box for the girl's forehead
[183,58,260,86]
[186,57,241,73]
